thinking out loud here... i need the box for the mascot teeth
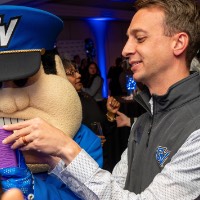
[0,118,25,126]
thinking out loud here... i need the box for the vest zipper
[146,117,153,147]
[146,96,154,147]
[134,92,154,147]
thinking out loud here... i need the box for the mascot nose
[0,82,30,114]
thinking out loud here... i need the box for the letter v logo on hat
[0,16,20,47]
[0,5,63,82]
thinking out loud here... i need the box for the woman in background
[82,62,103,108]
[62,59,106,145]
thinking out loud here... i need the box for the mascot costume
[0,5,103,200]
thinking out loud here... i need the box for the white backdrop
[57,40,87,60]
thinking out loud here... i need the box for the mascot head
[0,6,82,171]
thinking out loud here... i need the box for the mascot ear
[54,55,67,79]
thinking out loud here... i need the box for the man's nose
[122,39,136,58]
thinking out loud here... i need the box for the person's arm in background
[116,111,131,127]
[82,76,102,97]
[106,96,132,127]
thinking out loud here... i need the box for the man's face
[122,7,174,86]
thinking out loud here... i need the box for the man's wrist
[59,139,82,166]
[47,157,61,170]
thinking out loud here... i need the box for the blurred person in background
[107,57,123,96]
[73,54,81,69]
[78,58,88,81]
[119,59,133,96]
[82,61,104,111]
[62,59,106,146]
[190,50,200,72]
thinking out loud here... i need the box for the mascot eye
[14,78,28,87]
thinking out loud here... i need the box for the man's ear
[55,55,67,79]
[172,32,189,56]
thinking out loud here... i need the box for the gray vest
[125,72,200,194]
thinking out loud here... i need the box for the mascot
[0,5,103,200]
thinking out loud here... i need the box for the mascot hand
[0,150,34,200]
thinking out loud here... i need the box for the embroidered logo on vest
[156,146,170,167]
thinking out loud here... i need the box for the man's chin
[133,73,143,83]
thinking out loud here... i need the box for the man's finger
[3,120,29,131]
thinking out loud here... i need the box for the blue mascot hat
[0,5,63,82]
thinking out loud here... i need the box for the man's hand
[2,118,81,166]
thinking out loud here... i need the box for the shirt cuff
[49,159,65,179]
[50,149,99,199]
[50,149,99,184]
[61,149,99,183]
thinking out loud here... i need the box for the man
[3,0,200,199]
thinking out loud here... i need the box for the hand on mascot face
[3,118,82,166]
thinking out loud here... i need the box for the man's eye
[14,78,28,87]
[137,37,146,43]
